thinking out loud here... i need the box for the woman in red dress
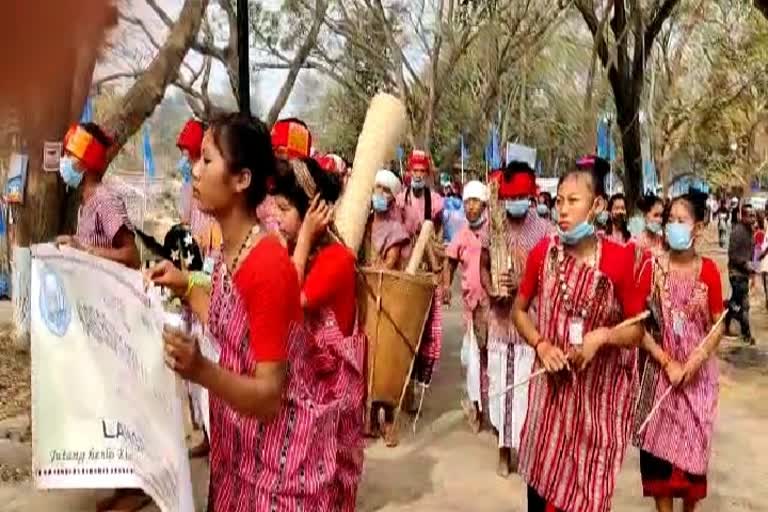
[633,192,725,512]
[512,164,646,512]
[150,113,338,510]
[270,157,365,511]
[635,194,666,256]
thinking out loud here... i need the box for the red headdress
[408,149,432,173]
[315,153,348,176]
[176,119,205,161]
[63,124,111,174]
[271,118,312,160]
[489,162,536,200]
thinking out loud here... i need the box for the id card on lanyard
[568,317,584,346]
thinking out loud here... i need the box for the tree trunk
[103,0,209,151]
[617,106,643,208]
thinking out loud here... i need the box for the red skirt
[527,486,563,512]
[640,450,707,501]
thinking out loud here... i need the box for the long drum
[358,268,435,409]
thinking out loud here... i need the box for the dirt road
[1,240,767,511]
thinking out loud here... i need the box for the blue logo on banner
[39,266,71,337]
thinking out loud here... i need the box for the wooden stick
[636,310,728,435]
[613,310,650,330]
[405,220,434,275]
[489,311,650,401]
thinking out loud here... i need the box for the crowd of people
[54,112,731,512]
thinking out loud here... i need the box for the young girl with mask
[511,164,646,512]
[56,122,140,270]
[481,161,552,477]
[150,113,338,509]
[633,192,724,512]
[444,180,490,433]
[536,192,553,219]
[605,193,631,244]
[636,194,666,255]
[271,158,365,511]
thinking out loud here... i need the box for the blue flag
[485,125,501,169]
[143,125,155,180]
[80,95,93,124]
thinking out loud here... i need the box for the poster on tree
[30,244,194,512]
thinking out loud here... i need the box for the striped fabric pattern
[206,260,339,511]
[76,185,133,249]
[634,258,718,476]
[519,239,637,512]
[487,210,551,449]
[305,309,366,512]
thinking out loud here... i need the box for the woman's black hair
[208,112,276,210]
[637,193,663,214]
[558,155,609,198]
[80,122,113,147]
[668,191,709,223]
[607,193,626,212]
[271,157,342,218]
[504,160,535,180]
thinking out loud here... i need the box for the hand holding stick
[489,311,651,400]
[636,310,728,435]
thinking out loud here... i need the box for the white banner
[505,143,537,169]
[30,244,194,512]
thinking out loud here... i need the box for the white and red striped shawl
[76,185,133,249]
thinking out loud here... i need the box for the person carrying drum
[362,169,410,446]
[395,150,444,412]
[480,161,552,477]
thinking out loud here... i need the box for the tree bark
[103,0,209,152]
[617,104,643,206]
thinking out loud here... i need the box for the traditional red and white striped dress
[76,185,133,249]
[517,236,643,512]
[301,242,366,511]
[207,236,339,511]
[633,256,723,500]
[487,210,550,449]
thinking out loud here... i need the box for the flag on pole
[142,125,155,180]
[80,95,93,124]
[485,125,502,170]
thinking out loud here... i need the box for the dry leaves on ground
[0,325,30,422]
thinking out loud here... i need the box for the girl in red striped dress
[151,113,339,511]
[635,194,666,258]
[512,164,646,512]
[271,158,366,511]
[633,192,724,512]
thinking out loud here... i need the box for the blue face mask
[178,156,192,183]
[411,177,426,190]
[596,211,609,225]
[646,221,663,235]
[59,156,83,188]
[505,199,530,218]
[557,221,596,245]
[372,194,389,212]
[666,222,693,251]
[536,204,549,217]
